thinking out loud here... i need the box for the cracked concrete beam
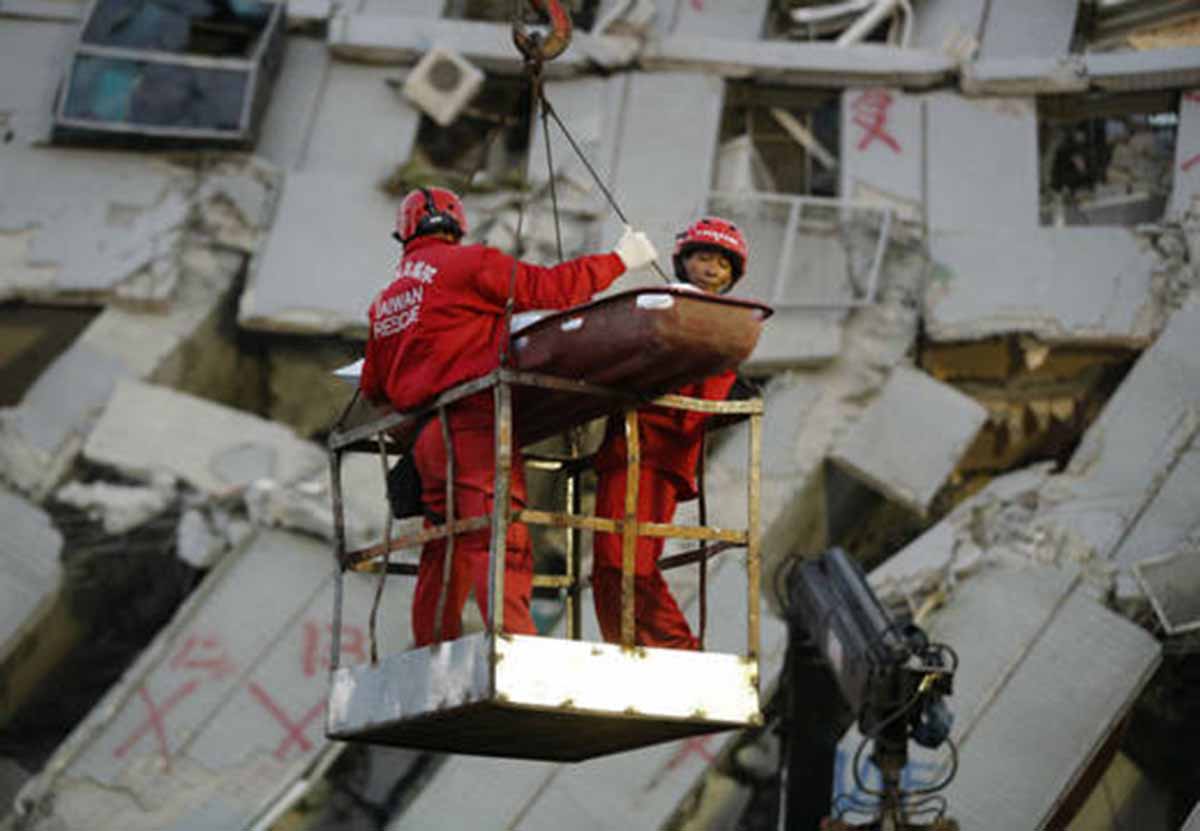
[641,38,955,88]
[925,228,1166,345]
[830,364,988,516]
[1085,46,1200,93]
[1034,294,1200,572]
[327,15,639,73]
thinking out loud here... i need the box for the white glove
[612,225,658,272]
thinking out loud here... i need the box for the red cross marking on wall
[850,89,902,154]
[113,680,200,767]
[1183,153,1200,173]
[248,682,325,761]
[170,634,236,681]
[665,735,717,770]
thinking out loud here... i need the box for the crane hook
[512,0,573,69]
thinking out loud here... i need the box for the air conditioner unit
[402,47,485,127]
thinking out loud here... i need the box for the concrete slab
[978,0,1078,60]
[600,72,725,288]
[925,570,1158,829]
[669,0,768,40]
[641,38,955,89]
[256,37,331,172]
[1085,47,1200,94]
[746,310,846,370]
[18,527,414,831]
[840,88,923,221]
[0,245,246,500]
[830,364,987,515]
[925,93,1038,231]
[240,169,393,335]
[0,17,74,143]
[0,486,62,662]
[1037,296,1200,563]
[301,62,422,175]
[83,379,325,496]
[327,15,638,74]
[0,145,192,304]
[925,228,1163,344]
[1168,90,1200,219]
[909,0,986,54]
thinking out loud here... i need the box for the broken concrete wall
[910,0,987,55]
[925,93,1038,231]
[0,242,247,501]
[840,87,923,220]
[925,227,1168,344]
[669,0,769,41]
[13,526,413,831]
[241,60,425,335]
[1035,295,1200,585]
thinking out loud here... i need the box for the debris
[1133,539,1200,635]
[830,364,988,516]
[54,479,175,536]
[175,508,228,570]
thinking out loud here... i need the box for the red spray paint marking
[248,682,325,761]
[113,680,200,768]
[664,734,717,770]
[850,89,902,153]
[302,620,367,677]
[1182,153,1200,173]
[170,634,236,681]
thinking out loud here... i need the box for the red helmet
[672,217,748,286]
[395,187,468,244]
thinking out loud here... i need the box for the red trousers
[410,408,536,647]
[592,466,699,650]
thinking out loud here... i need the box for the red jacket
[594,370,738,500]
[360,237,626,420]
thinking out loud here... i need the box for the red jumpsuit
[360,235,626,646]
[592,370,737,650]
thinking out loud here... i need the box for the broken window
[719,83,840,196]
[1039,92,1180,226]
[53,0,285,148]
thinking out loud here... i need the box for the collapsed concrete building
[1,0,1199,829]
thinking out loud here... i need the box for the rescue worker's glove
[612,225,658,272]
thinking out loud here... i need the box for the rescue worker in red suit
[592,217,750,650]
[359,187,658,647]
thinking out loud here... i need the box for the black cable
[540,92,672,284]
[540,95,564,262]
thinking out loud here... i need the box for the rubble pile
[2,0,1200,830]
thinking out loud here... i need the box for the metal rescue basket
[324,287,773,761]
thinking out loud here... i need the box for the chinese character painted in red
[113,681,200,769]
[302,620,367,677]
[1182,153,1200,173]
[171,634,236,681]
[850,89,902,154]
[248,682,325,761]
[690,0,704,9]
[1185,92,1200,103]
